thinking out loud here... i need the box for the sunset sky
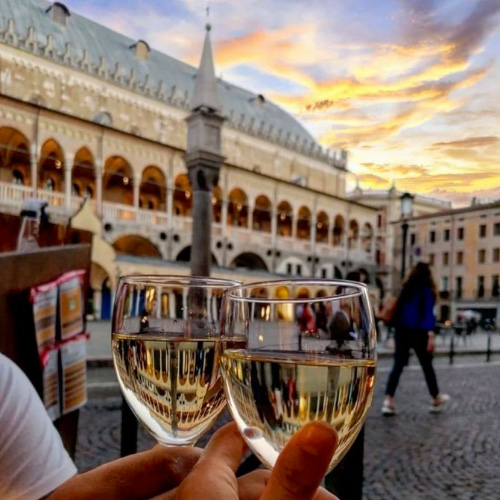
[67,0,500,206]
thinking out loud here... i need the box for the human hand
[156,421,338,500]
[427,332,435,353]
[46,445,201,500]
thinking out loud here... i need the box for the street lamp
[400,192,414,280]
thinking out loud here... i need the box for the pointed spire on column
[191,23,221,113]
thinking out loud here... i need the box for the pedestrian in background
[382,262,450,415]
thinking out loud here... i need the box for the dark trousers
[385,326,439,398]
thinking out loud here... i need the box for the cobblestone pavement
[76,360,500,500]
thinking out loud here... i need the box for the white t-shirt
[0,353,77,500]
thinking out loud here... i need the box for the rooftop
[0,0,346,169]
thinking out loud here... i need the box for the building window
[494,248,500,263]
[441,276,449,292]
[429,230,436,243]
[455,277,462,299]
[377,214,383,228]
[494,223,500,236]
[429,253,434,266]
[478,249,486,264]
[456,251,463,265]
[443,252,449,266]
[321,268,327,279]
[296,264,302,276]
[493,275,499,297]
[477,276,485,298]
[444,229,450,241]
[410,233,416,246]
[479,224,487,238]
[286,263,292,275]
[457,227,464,240]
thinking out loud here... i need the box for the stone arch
[228,188,248,227]
[0,127,31,185]
[212,185,222,223]
[73,147,95,198]
[176,245,218,266]
[103,156,134,206]
[231,252,268,271]
[39,138,65,191]
[174,173,192,216]
[277,200,293,236]
[113,234,162,258]
[140,165,166,210]
[349,219,359,249]
[89,262,113,320]
[316,211,329,243]
[296,287,310,298]
[252,194,272,233]
[333,214,345,246]
[297,205,312,240]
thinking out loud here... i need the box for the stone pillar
[64,154,72,212]
[30,145,38,195]
[95,163,103,216]
[292,209,297,239]
[311,216,317,277]
[221,196,228,267]
[188,167,218,276]
[133,175,140,210]
[248,201,254,230]
[271,207,278,272]
[166,180,174,260]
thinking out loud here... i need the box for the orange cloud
[431,136,500,148]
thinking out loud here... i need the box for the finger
[237,469,269,500]
[49,446,201,500]
[172,422,247,499]
[260,422,338,500]
[236,470,338,500]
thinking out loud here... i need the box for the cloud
[357,174,389,187]
[431,136,500,148]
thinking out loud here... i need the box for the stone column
[133,175,140,210]
[311,216,317,277]
[93,289,102,320]
[30,145,38,195]
[95,162,103,216]
[248,201,254,230]
[166,179,174,260]
[271,206,278,273]
[221,196,228,267]
[64,154,72,212]
[292,208,297,239]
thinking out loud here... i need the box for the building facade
[0,0,378,319]
[349,186,451,294]
[407,201,500,325]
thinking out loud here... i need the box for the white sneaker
[381,401,396,416]
[430,394,450,413]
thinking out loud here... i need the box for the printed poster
[60,334,87,415]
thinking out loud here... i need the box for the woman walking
[382,262,450,415]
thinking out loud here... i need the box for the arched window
[253,195,272,233]
[140,166,166,211]
[73,147,95,199]
[333,215,345,246]
[212,185,222,223]
[39,139,64,192]
[362,222,374,252]
[173,174,192,216]
[297,206,311,240]
[103,156,134,206]
[277,201,293,237]
[228,188,248,227]
[316,211,329,243]
[349,219,359,249]
[12,169,25,185]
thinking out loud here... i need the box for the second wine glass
[220,279,377,471]
[112,275,241,447]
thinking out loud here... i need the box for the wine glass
[219,279,376,471]
[112,275,241,446]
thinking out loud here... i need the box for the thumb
[260,422,338,500]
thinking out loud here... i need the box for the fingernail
[297,422,337,456]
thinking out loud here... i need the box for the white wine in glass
[220,279,376,470]
[112,275,240,446]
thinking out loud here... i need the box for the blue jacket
[396,287,436,332]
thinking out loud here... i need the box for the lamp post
[400,192,414,281]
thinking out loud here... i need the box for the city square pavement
[77,327,500,500]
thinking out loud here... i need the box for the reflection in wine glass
[220,279,376,470]
[112,276,241,447]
